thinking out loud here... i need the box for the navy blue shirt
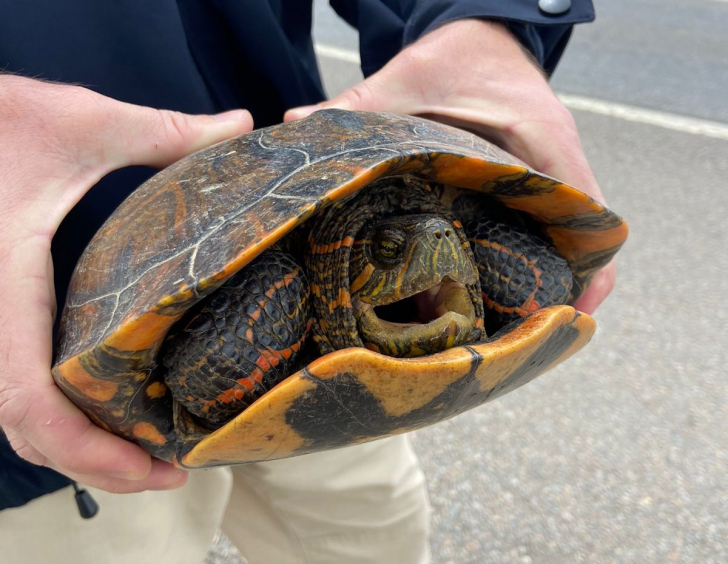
[0,0,594,511]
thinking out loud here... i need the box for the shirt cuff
[403,0,594,75]
[332,0,595,77]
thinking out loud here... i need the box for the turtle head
[349,214,485,357]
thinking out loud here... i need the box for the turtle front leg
[161,250,310,428]
[464,218,573,336]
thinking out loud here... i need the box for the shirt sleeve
[329,0,595,76]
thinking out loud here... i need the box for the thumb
[100,103,254,170]
[284,61,424,122]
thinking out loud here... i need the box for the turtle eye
[371,228,407,267]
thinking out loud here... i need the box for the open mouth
[355,277,480,356]
[373,278,475,326]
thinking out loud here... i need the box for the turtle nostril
[434,231,442,239]
[445,229,451,238]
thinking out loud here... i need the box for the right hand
[0,75,253,493]
[287,19,616,314]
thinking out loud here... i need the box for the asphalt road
[209,2,728,563]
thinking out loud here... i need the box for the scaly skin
[163,178,572,427]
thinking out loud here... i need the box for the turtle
[52,110,628,469]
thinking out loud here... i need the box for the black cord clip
[72,481,99,519]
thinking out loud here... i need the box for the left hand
[285,19,615,314]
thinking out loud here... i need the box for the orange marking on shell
[547,225,629,263]
[132,422,167,445]
[427,155,527,189]
[204,213,311,286]
[55,356,119,402]
[106,311,182,352]
[245,328,254,342]
[498,187,598,222]
[146,382,167,399]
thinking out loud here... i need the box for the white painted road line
[558,94,728,141]
[314,42,728,141]
[314,43,361,64]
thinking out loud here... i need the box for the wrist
[410,18,545,77]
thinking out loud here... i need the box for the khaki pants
[0,436,430,564]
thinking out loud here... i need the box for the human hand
[0,75,253,492]
[285,19,615,314]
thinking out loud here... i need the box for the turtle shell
[52,110,628,468]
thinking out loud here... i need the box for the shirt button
[538,0,572,15]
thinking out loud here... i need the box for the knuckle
[553,104,578,133]
[539,97,579,134]
[5,432,48,467]
[403,46,433,74]
[56,427,98,475]
[341,85,369,108]
[159,110,196,148]
[0,383,32,430]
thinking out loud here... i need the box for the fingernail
[212,109,251,123]
[157,469,189,490]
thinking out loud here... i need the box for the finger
[573,261,617,315]
[1,238,182,490]
[100,105,254,170]
[6,426,187,493]
[1,77,254,230]
[49,459,189,494]
[0,238,156,484]
[284,54,425,121]
[4,384,157,481]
